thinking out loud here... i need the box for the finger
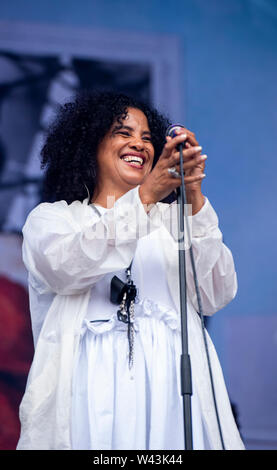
[184,173,206,184]
[186,133,199,147]
[161,133,188,159]
[175,128,199,147]
[167,172,206,186]
[174,154,207,172]
[168,127,198,148]
[167,145,202,166]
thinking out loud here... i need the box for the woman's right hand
[139,131,207,206]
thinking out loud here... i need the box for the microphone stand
[176,142,193,450]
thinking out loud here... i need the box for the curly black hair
[41,90,171,204]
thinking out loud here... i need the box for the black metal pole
[176,143,193,450]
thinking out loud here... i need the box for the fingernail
[200,154,207,160]
[201,173,206,178]
[195,146,202,151]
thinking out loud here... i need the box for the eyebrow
[112,124,151,136]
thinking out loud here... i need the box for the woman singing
[17,91,244,450]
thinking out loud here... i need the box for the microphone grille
[166,124,183,138]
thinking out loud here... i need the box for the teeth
[122,155,144,165]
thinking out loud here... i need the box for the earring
[84,183,91,204]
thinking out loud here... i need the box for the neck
[91,185,134,208]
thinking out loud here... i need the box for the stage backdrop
[0,23,183,449]
[1,0,277,450]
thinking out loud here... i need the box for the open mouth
[120,153,146,169]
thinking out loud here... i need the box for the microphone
[166,124,187,150]
[166,127,226,450]
[167,122,194,449]
[166,124,184,139]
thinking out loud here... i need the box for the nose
[129,135,145,151]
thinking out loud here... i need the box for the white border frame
[0,20,184,123]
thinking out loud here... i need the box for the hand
[179,128,206,214]
[181,129,206,194]
[139,128,206,208]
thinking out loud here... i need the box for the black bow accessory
[110,264,137,369]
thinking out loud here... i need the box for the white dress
[71,205,206,450]
[17,187,244,450]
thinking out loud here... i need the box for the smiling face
[93,107,155,205]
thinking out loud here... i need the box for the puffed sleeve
[22,187,156,295]
[187,198,238,315]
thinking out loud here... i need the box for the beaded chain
[117,264,137,369]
